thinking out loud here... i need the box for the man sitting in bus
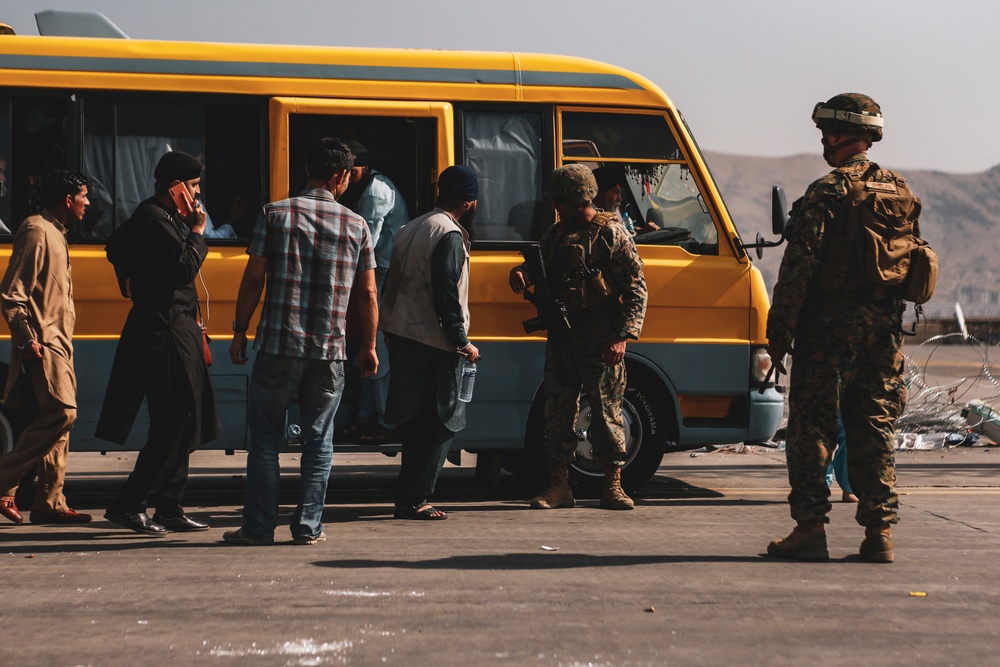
[592,165,658,236]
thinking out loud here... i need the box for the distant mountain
[703,151,1000,306]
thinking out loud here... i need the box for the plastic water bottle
[458,361,477,403]
[621,210,636,235]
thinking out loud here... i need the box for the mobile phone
[168,182,195,218]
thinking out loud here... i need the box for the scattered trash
[644,606,656,613]
[898,333,1000,441]
[962,400,1000,442]
[768,334,1000,451]
[897,433,947,450]
[909,591,928,597]
[540,545,558,551]
[25,554,34,559]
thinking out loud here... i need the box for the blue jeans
[242,353,345,541]
[826,417,853,494]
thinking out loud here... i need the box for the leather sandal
[393,505,447,520]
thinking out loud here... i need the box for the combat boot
[766,520,829,561]
[530,463,575,509]
[859,524,894,563]
[600,465,634,510]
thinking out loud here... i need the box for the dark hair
[306,137,354,182]
[40,171,88,209]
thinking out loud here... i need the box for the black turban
[438,165,478,201]
[154,151,202,183]
[592,165,625,195]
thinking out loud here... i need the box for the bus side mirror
[738,185,788,259]
[771,186,789,236]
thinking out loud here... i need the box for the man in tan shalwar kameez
[0,171,90,525]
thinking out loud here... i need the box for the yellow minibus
[0,24,783,493]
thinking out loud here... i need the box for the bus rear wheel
[0,406,16,456]
[504,362,674,497]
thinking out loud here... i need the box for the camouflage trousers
[542,315,627,468]
[785,295,906,527]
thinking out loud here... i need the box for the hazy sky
[2,0,997,174]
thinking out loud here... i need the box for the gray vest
[380,209,470,353]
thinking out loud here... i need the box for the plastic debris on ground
[755,333,1000,453]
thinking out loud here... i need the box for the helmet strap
[822,133,869,166]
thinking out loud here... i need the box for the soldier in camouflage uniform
[509,164,647,510]
[766,93,909,563]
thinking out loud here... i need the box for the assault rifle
[519,244,572,372]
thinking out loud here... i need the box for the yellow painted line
[914,361,997,369]
[705,487,1000,495]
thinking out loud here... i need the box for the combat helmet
[812,93,883,142]
[545,164,598,204]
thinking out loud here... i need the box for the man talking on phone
[97,150,220,535]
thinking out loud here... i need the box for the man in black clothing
[97,151,220,535]
[379,166,481,520]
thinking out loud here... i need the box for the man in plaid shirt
[225,137,378,546]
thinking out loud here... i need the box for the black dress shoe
[103,508,167,535]
[153,514,210,532]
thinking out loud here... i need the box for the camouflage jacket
[767,153,896,349]
[540,210,647,338]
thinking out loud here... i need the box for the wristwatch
[232,320,248,333]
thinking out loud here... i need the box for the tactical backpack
[548,211,617,311]
[815,163,938,304]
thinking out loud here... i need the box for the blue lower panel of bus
[1,338,783,452]
[453,340,784,451]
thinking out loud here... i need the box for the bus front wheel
[506,362,674,497]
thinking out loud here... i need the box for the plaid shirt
[248,188,374,360]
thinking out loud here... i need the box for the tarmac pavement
[2,447,999,666]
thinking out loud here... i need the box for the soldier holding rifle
[509,164,646,510]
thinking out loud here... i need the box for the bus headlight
[752,347,773,383]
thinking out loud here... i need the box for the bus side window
[462,111,547,241]
[82,97,264,240]
[0,97,11,236]
[8,96,74,235]
[203,103,266,240]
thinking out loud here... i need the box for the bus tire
[503,361,676,498]
[0,363,40,506]
[569,362,673,497]
[0,405,16,457]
